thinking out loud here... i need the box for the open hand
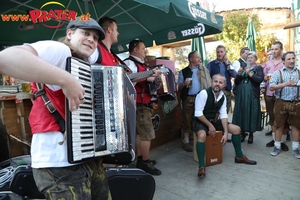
[238,68,243,75]
[152,67,162,77]
[184,78,192,86]
[286,79,296,86]
[208,126,216,137]
[220,135,228,146]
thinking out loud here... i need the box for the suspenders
[278,69,300,100]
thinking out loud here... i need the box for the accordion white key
[65,57,136,164]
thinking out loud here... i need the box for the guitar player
[123,39,162,176]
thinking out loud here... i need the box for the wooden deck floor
[145,126,300,200]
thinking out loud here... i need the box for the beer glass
[186,78,192,88]
[266,73,272,82]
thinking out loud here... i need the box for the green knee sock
[232,134,244,158]
[196,142,206,167]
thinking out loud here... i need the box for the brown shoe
[197,166,206,178]
[183,143,193,152]
[235,156,257,165]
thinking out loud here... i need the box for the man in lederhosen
[269,51,300,158]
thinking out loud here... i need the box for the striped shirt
[269,66,300,101]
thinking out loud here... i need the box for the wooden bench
[0,93,32,160]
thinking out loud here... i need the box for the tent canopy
[0,0,223,53]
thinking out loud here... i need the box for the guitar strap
[111,50,129,66]
[96,42,132,73]
[124,56,151,67]
[123,56,151,92]
[33,83,65,133]
[123,56,157,110]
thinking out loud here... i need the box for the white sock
[274,141,281,149]
[272,132,275,140]
[292,141,299,150]
[184,138,189,144]
[281,134,287,142]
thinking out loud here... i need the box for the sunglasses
[130,39,142,49]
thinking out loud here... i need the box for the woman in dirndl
[232,51,264,144]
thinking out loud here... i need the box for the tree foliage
[212,10,277,64]
[173,46,190,71]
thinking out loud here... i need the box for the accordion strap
[33,83,65,133]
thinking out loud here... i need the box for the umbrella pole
[84,0,89,14]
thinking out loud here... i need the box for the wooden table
[0,92,32,161]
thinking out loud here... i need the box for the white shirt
[194,88,228,119]
[89,46,99,64]
[123,55,143,73]
[27,40,83,168]
[123,55,145,86]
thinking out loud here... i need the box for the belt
[278,99,300,103]
[188,94,197,97]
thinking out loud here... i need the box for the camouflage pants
[32,158,111,200]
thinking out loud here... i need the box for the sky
[189,0,292,12]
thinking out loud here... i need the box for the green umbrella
[190,2,207,66]
[0,0,223,53]
[191,36,207,66]
[246,19,258,51]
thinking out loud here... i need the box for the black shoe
[138,161,161,176]
[241,132,247,142]
[248,134,253,144]
[265,130,272,136]
[266,140,275,147]
[137,157,157,165]
[136,159,157,169]
[281,143,289,151]
[149,160,157,165]
[136,159,142,168]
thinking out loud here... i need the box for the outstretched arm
[0,45,85,112]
